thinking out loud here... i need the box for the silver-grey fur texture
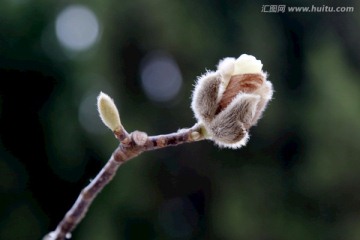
[191,57,273,149]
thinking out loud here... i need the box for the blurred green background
[1,0,360,239]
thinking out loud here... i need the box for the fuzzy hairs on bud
[208,93,259,148]
[97,92,122,132]
[190,54,274,149]
[191,71,221,123]
[217,57,235,85]
[250,80,273,126]
[217,57,236,99]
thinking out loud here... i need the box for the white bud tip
[97,92,121,131]
[233,54,263,75]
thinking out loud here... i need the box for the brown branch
[44,54,274,239]
[43,124,204,240]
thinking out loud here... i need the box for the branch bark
[43,124,204,240]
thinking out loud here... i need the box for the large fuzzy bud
[191,54,273,149]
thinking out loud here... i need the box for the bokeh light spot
[140,52,182,102]
[55,5,99,51]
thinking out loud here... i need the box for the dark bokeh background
[1,0,360,239]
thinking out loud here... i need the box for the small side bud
[97,92,121,132]
[190,131,201,141]
[132,131,148,146]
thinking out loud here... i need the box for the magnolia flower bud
[97,92,122,132]
[191,54,273,149]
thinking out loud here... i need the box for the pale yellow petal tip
[233,54,263,75]
[97,92,121,131]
